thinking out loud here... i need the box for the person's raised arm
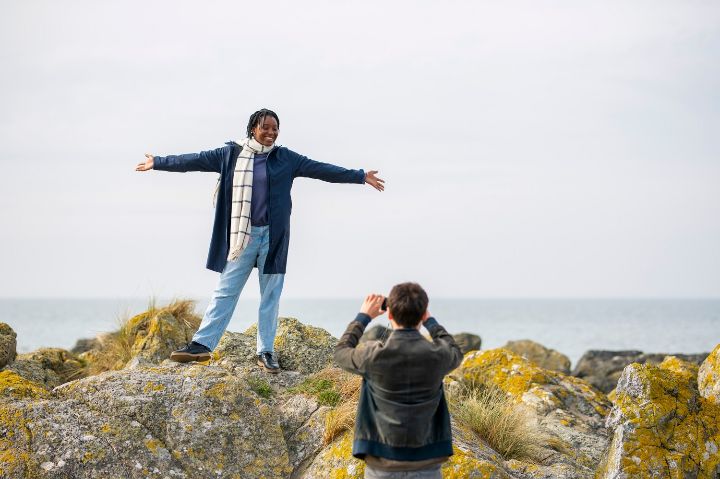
[334,294,386,374]
[423,311,463,374]
[135,146,226,173]
[292,153,385,191]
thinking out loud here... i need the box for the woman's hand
[365,170,385,192]
[360,293,386,319]
[135,154,155,172]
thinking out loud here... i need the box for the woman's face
[252,116,279,147]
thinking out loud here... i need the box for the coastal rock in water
[502,339,570,374]
[359,324,391,344]
[0,362,292,478]
[699,343,720,404]
[451,348,612,475]
[596,356,720,478]
[245,317,337,375]
[4,348,86,389]
[572,349,709,393]
[0,323,17,368]
[454,332,482,354]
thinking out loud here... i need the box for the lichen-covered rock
[4,348,86,389]
[503,340,571,374]
[572,349,709,393]
[0,323,17,368]
[596,356,720,478]
[0,370,49,400]
[454,332,482,355]
[245,317,337,375]
[123,301,201,367]
[279,394,331,472]
[699,343,720,404]
[0,362,292,478]
[451,348,611,473]
[299,432,365,479]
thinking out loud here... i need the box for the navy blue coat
[153,142,365,274]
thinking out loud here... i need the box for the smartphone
[381,298,387,311]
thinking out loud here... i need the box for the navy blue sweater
[153,142,365,274]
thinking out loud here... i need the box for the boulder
[572,349,709,393]
[244,317,336,375]
[122,300,201,368]
[0,370,49,400]
[502,339,570,374]
[0,323,17,368]
[596,356,720,478]
[359,325,391,344]
[699,343,720,404]
[0,362,292,478]
[70,337,100,355]
[4,348,86,389]
[451,348,612,475]
[454,332,482,354]
[279,394,331,473]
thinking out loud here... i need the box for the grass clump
[446,381,564,462]
[86,299,200,375]
[247,377,273,399]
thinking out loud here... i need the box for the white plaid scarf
[228,137,274,261]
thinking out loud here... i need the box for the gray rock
[571,349,709,393]
[1,363,292,478]
[0,322,17,368]
[454,332,482,354]
[4,348,85,390]
[359,325,391,344]
[698,343,720,403]
[503,339,570,374]
[244,317,337,375]
[70,337,99,355]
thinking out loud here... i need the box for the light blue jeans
[192,225,285,353]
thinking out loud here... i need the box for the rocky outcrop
[2,301,718,479]
[4,348,86,389]
[244,317,336,375]
[502,339,570,374]
[0,323,16,368]
[1,363,293,478]
[454,332,482,354]
[596,356,720,478]
[450,348,612,478]
[699,343,720,404]
[572,349,709,393]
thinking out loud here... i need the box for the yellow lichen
[0,370,49,399]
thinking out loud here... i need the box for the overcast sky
[1,1,718,299]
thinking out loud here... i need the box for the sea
[2,298,719,368]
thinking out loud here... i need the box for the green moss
[290,377,342,406]
[246,377,273,399]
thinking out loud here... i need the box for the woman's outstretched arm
[292,153,385,191]
[135,146,226,173]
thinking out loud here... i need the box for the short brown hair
[387,282,428,328]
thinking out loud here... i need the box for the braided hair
[246,108,280,138]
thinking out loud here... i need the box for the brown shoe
[257,352,280,373]
[170,342,211,363]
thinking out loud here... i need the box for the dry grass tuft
[446,381,564,462]
[292,367,362,445]
[86,299,199,375]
